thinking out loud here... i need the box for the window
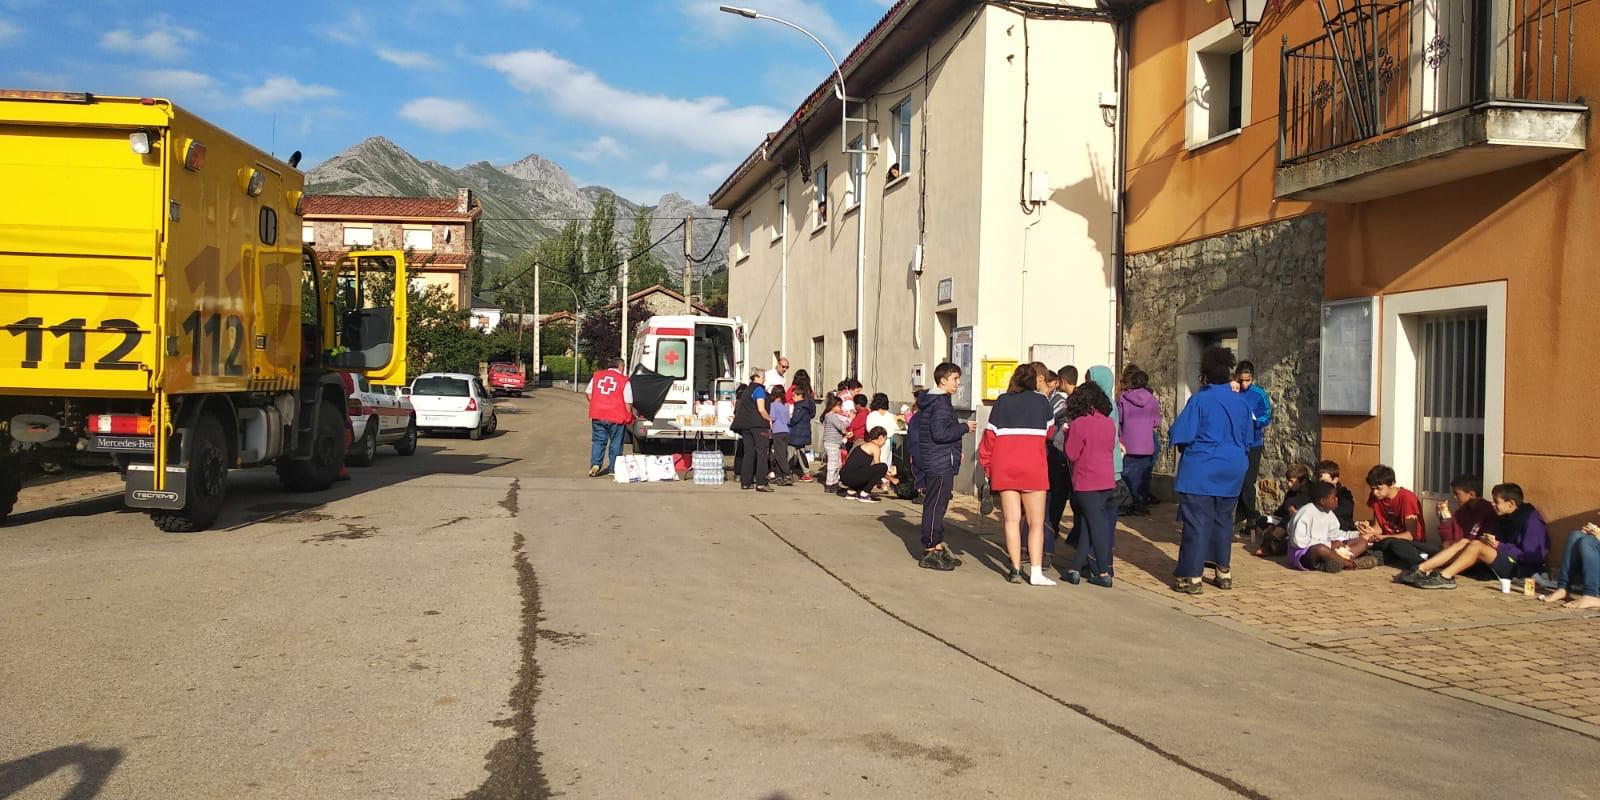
[258,207,278,245]
[1414,311,1488,497]
[343,225,374,247]
[739,210,752,259]
[812,336,825,386]
[403,227,433,251]
[1186,20,1251,147]
[657,338,688,379]
[813,163,828,227]
[774,183,787,240]
[301,224,316,244]
[843,329,858,381]
[890,98,913,176]
[847,137,865,208]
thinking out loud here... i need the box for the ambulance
[626,315,746,452]
[0,90,407,531]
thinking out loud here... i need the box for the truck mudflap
[124,464,187,510]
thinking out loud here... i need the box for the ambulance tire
[151,413,229,533]
[0,467,20,527]
[278,400,347,493]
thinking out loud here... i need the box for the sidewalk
[920,490,1600,735]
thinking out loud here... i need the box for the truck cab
[626,315,745,451]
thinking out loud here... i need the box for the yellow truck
[0,90,407,531]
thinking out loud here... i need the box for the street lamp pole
[720,4,868,381]
[549,279,581,393]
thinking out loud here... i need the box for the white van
[627,315,747,452]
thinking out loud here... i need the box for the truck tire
[0,468,20,527]
[150,413,229,533]
[393,419,418,456]
[346,418,378,468]
[277,400,346,492]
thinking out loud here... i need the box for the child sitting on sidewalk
[1356,465,1428,570]
[1406,483,1549,590]
[1542,523,1600,609]
[1249,463,1311,557]
[1315,460,1357,530]
[1288,482,1378,572]
[1435,474,1499,545]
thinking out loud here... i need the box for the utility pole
[531,261,541,383]
[683,215,693,313]
[620,255,630,364]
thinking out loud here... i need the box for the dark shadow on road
[0,744,123,800]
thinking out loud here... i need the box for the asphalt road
[4,388,1599,799]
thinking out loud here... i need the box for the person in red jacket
[587,357,635,477]
[978,362,1056,586]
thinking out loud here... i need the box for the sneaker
[1064,570,1082,585]
[1172,577,1203,595]
[1350,555,1379,570]
[1397,568,1426,585]
[859,494,880,504]
[937,548,963,568]
[1213,570,1233,590]
[755,485,775,493]
[920,551,954,571]
[1320,559,1344,574]
[1416,572,1458,590]
[1087,574,1114,588]
[1005,568,1024,584]
[588,465,602,478]
[799,474,815,483]
[1369,551,1386,567]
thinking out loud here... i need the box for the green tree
[407,284,486,376]
[626,210,671,292]
[581,192,619,308]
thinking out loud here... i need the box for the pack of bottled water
[692,450,725,486]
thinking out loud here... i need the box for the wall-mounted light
[1225,0,1268,37]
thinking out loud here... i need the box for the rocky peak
[498,154,577,194]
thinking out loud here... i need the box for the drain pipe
[1112,14,1131,370]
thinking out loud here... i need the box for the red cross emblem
[664,349,681,366]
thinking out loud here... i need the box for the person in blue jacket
[1170,347,1253,595]
[915,363,978,571]
[1233,360,1274,528]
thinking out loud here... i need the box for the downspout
[1113,12,1131,370]
[781,175,789,356]
[856,150,867,379]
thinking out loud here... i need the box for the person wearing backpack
[730,370,773,493]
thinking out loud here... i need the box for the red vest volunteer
[588,367,634,424]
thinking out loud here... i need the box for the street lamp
[1224,0,1268,37]
[549,280,581,393]
[719,4,867,381]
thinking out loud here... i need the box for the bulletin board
[982,359,1018,402]
[1319,297,1378,416]
[951,327,975,410]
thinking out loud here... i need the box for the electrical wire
[689,216,729,264]
[477,219,689,296]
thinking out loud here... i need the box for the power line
[479,219,689,296]
[690,216,729,264]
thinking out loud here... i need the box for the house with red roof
[301,189,484,310]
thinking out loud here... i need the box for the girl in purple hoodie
[1117,369,1162,514]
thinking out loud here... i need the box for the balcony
[1275,0,1587,202]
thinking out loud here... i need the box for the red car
[488,362,528,397]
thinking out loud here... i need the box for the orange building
[1122,0,1596,536]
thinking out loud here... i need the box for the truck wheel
[277,400,346,492]
[150,413,229,533]
[393,419,418,456]
[0,468,20,527]
[346,419,379,468]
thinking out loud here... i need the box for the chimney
[456,187,472,214]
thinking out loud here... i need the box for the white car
[342,372,418,466]
[408,373,498,440]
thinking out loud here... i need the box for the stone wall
[1123,214,1325,510]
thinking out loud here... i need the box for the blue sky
[0,0,893,204]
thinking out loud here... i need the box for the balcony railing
[1279,0,1578,164]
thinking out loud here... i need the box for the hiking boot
[1350,555,1380,570]
[1172,577,1203,595]
[1320,558,1345,574]
[588,465,602,478]
[1416,572,1458,590]
[920,551,954,571]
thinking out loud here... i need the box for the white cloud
[398,97,490,133]
[646,162,671,181]
[680,0,849,49]
[100,20,201,61]
[574,135,627,163]
[0,18,18,42]
[318,10,370,46]
[483,49,784,156]
[375,48,439,70]
[241,76,338,108]
[133,69,218,95]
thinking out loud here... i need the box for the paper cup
[1499,578,1512,593]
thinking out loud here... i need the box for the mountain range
[305,137,730,294]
